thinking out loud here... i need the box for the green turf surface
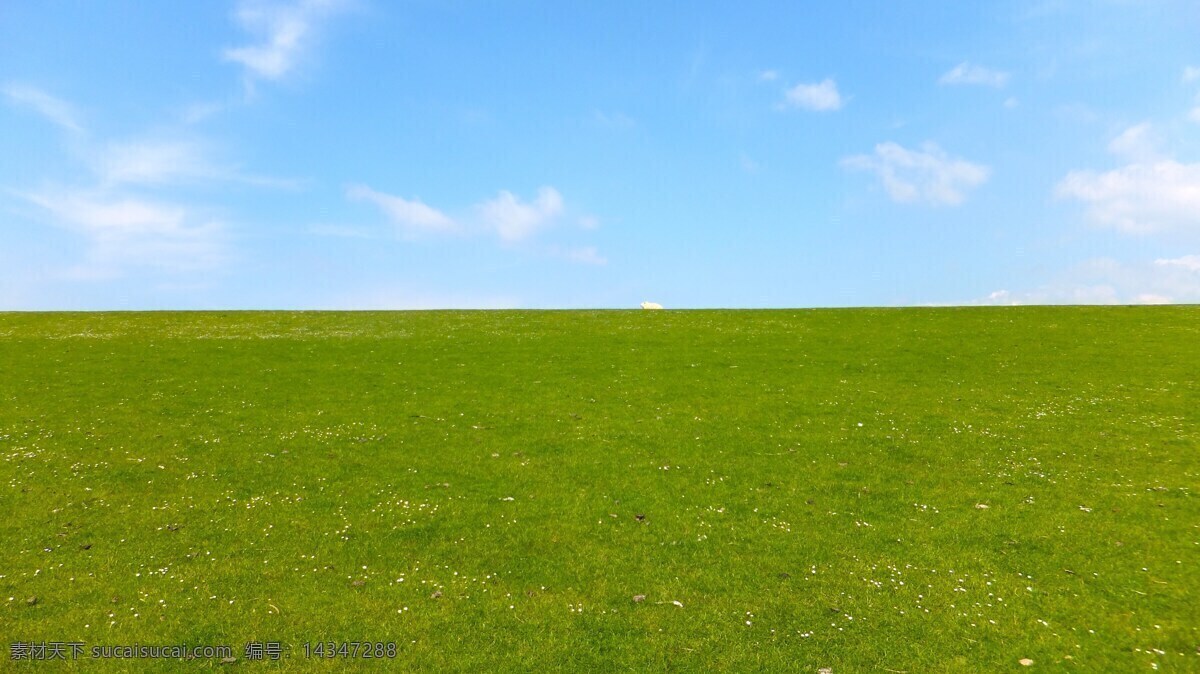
[1,308,1197,671]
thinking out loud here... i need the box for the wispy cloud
[1183,65,1200,83]
[938,62,1010,88]
[67,132,292,189]
[1155,254,1200,272]
[757,69,779,82]
[346,184,600,258]
[1105,122,1161,162]
[974,287,1123,306]
[223,0,350,82]
[6,85,291,187]
[5,85,293,278]
[2,83,83,133]
[478,187,564,242]
[974,256,1200,305]
[91,138,222,186]
[21,189,226,277]
[1055,163,1200,233]
[346,184,458,238]
[841,142,989,206]
[782,78,844,111]
[1056,123,1200,233]
[995,286,1178,306]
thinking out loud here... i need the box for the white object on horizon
[640,301,664,310]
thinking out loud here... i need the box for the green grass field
[1,308,1197,672]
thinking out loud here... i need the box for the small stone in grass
[975,503,990,510]
[351,580,365,587]
[632,594,646,603]
[26,596,38,606]
[431,590,442,599]
[635,514,646,521]
[1019,658,1034,666]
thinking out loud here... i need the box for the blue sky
[3,0,1199,309]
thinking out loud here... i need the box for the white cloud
[938,62,1010,88]
[223,0,349,81]
[1190,106,1200,124]
[983,290,1017,305]
[973,256,1200,305]
[1059,117,1200,233]
[90,137,298,189]
[5,88,234,277]
[758,69,779,82]
[1106,122,1161,162]
[22,189,225,276]
[2,83,83,133]
[1055,160,1200,233]
[6,84,293,189]
[346,185,458,238]
[348,184,576,244]
[92,139,217,186]
[478,186,564,242]
[1183,66,1200,83]
[1155,254,1200,272]
[783,79,844,111]
[1135,293,1172,305]
[973,285,1120,306]
[1004,97,1019,109]
[840,142,990,206]
[5,86,295,283]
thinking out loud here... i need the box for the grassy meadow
[1,308,1197,671]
